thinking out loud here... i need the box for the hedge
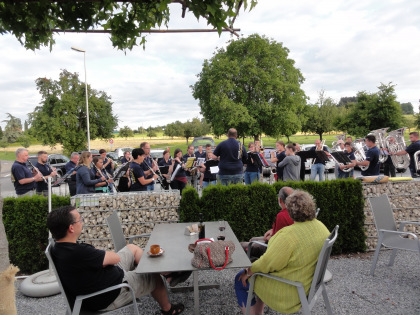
[3,195,70,273]
[180,179,366,255]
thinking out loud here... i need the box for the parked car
[301,144,335,173]
[191,137,216,151]
[26,154,70,181]
[114,147,134,158]
[150,149,164,162]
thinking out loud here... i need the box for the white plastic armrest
[398,221,420,231]
[378,229,419,240]
[249,240,268,247]
[251,272,303,289]
[128,233,151,244]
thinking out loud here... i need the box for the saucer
[147,248,165,257]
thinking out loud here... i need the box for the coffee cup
[150,244,160,255]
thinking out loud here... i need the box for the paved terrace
[15,250,419,315]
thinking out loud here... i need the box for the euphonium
[368,128,388,163]
[353,139,368,171]
[386,127,410,169]
[414,150,420,174]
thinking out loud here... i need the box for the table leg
[193,270,199,315]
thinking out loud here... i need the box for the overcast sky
[1,0,419,131]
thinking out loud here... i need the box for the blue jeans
[202,180,217,188]
[235,270,256,307]
[244,171,259,185]
[337,168,350,179]
[147,183,155,191]
[310,163,325,181]
[217,174,243,186]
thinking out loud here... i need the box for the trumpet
[27,160,47,183]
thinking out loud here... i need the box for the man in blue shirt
[11,148,43,197]
[337,142,356,179]
[391,131,420,178]
[357,135,380,176]
[35,150,58,196]
[65,152,80,196]
[140,142,157,191]
[212,128,247,185]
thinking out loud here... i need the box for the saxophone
[386,127,410,169]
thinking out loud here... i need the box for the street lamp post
[71,46,90,151]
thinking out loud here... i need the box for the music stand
[113,162,130,181]
[296,150,317,162]
[52,170,74,187]
[314,151,331,164]
[159,166,169,175]
[185,157,196,168]
[331,152,352,165]
[204,159,219,172]
[170,164,181,181]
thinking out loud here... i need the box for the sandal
[161,303,185,315]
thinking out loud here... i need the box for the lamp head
[71,46,86,53]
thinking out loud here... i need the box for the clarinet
[144,159,166,189]
[103,168,117,193]
[91,163,113,193]
[27,160,47,183]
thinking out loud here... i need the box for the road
[0,161,414,198]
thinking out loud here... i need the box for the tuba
[386,127,410,169]
[353,138,368,171]
[368,128,388,163]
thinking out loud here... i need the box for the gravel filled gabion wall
[363,180,420,251]
[71,191,180,250]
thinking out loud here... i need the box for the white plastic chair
[245,225,339,315]
[106,211,150,252]
[368,194,420,275]
[45,242,140,315]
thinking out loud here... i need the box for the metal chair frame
[245,225,339,315]
[368,194,420,276]
[45,242,140,315]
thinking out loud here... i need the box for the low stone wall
[363,180,420,251]
[71,191,180,251]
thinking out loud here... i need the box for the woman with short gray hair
[235,190,329,315]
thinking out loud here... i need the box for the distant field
[1,128,417,161]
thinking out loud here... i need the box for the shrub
[3,195,70,273]
[180,179,365,255]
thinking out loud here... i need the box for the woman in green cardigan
[235,190,330,315]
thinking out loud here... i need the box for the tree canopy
[192,34,307,140]
[301,91,339,140]
[29,69,118,153]
[119,125,134,139]
[0,0,256,51]
[400,102,414,115]
[2,113,22,143]
[337,83,403,137]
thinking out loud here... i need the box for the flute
[27,160,47,183]
[91,162,113,192]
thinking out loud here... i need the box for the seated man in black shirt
[47,205,184,314]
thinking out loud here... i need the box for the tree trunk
[319,133,323,141]
[0,161,10,272]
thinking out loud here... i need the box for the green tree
[400,102,414,115]
[146,126,157,139]
[0,140,8,150]
[192,34,307,140]
[2,113,23,143]
[164,121,184,139]
[0,126,3,139]
[338,83,403,137]
[0,1,256,51]
[17,135,32,148]
[301,91,339,140]
[119,125,134,139]
[29,70,118,154]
